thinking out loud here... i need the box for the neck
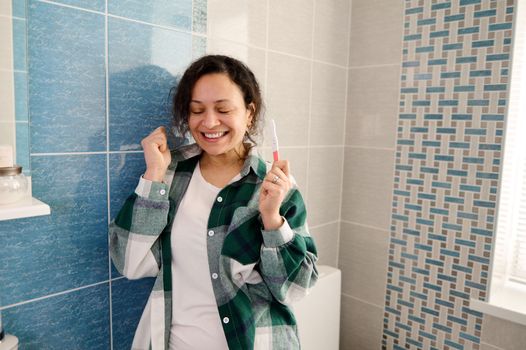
[200,145,247,170]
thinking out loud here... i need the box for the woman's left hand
[259,160,292,230]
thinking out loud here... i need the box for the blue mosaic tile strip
[193,0,207,33]
[382,0,515,349]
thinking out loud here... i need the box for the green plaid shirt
[109,143,318,350]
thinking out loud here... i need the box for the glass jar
[0,166,28,205]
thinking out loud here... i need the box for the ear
[246,102,255,125]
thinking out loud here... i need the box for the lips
[203,131,226,139]
[201,131,229,142]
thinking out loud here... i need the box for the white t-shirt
[169,163,240,350]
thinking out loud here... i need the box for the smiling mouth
[202,131,228,140]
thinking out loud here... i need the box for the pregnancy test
[270,119,279,162]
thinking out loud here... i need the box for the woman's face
[188,73,253,159]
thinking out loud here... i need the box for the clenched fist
[141,126,172,182]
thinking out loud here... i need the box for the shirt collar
[169,143,268,181]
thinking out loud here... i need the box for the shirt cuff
[261,217,295,248]
[134,175,170,200]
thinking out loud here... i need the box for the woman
[109,55,318,350]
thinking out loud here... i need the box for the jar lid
[0,165,22,176]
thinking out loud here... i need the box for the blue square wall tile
[15,121,30,173]
[0,154,108,306]
[109,152,147,220]
[12,18,27,71]
[12,0,27,18]
[108,0,192,31]
[111,277,155,350]
[28,0,106,153]
[2,283,110,349]
[14,71,28,121]
[48,0,105,12]
[108,18,192,151]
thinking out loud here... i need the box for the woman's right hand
[141,126,172,182]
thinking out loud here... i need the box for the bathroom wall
[0,0,205,348]
[205,0,351,269]
[340,0,526,349]
[0,0,350,348]
[339,0,404,348]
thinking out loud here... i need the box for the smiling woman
[109,55,319,350]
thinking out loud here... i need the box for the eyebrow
[190,99,232,104]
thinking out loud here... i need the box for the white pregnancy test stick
[270,119,279,162]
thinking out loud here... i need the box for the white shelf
[0,196,50,221]
[470,283,526,326]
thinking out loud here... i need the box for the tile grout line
[345,144,396,151]
[341,292,384,310]
[309,219,340,230]
[36,0,103,14]
[263,0,269,109]
[337,0,354,268]
[35,0,206,38]
[0,14,26,20]
[305,0,316,204]
[0,279,112,311]
[340,219,391,233]
[31,151,143,156]
[206,34,348,70]
[104,1,114,348]
[348,62,400,70]
[0,277,126,311]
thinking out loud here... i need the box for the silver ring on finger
[271,175,280,184]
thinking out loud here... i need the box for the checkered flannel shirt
[109,143,318,350]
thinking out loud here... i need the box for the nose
[202,110,221,129]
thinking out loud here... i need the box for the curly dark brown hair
[171,55,264,155]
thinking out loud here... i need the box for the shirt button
[208,230,214,237]
[217,196,223,203]
[212,273,218,279]
[159,189,166,195]
[223,317,229,324]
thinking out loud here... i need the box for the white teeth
[203,132,226,139]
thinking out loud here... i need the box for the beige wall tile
[310,62,346,146]
[0,17,14,70]
[0,1,12,16]
[313,0,350,66]
[207,0,267,48]
[206,39,267,95]
[481,315,526,350]
[257,146,308,195]
[268,0,313,58]
[0,121,16,148]
[349,0,404,67]
[266,52,311,147]
[310,222,339,267]
[306,147,344,227]
[340,294,384,350]
[0,70,15,128]
[281,147,309,193]
[480,343,504,350]
[341,147,395,229]
[346,65,400,148]
[339,221,389,305]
